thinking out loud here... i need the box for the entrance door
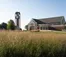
[30,26,34,30]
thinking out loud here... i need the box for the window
[41,27,42,30]
[43,27,45,30]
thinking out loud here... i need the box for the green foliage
[7,20,15,30]
[0,22,7,30]
[0,24,2,29]
[1,22,7,29]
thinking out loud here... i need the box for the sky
[0,0,66,29]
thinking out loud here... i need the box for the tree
[1,22,7,30]
[25,25,28,30]
[0,24,2,29]
[7,20,15,30]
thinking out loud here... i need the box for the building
[27,16,65,31]
[15,12,21,30]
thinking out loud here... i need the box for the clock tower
[15,12,21,29]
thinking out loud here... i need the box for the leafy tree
[7,20,15,30]
[0,24,2,29]
[1,22,7,29]
[25,25,28,30]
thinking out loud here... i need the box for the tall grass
[0,31,66,57]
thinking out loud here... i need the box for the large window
[40,27,47,30]
[43,27,45,30]
[41,27,42,30]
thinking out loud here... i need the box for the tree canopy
[0,22,7,30]
[7,20,15,30]
[1,22,7,29]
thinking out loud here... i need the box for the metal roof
[33,16,65,24]
[33,19,46,24]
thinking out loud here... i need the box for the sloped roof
[39,16,65,23]
[33,19,46,24]
[33,16,65,24]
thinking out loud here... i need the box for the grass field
[0,30,66,57]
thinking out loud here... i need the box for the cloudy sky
[0,0,66,29]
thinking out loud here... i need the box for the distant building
[15,12,21,30]
[27,16,65,31]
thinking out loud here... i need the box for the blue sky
[0,0,66,29]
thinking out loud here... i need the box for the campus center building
[27,16,65,31]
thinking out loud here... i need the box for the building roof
[33,19,46,24]
[33,16,65,24]
[39,16,65,23]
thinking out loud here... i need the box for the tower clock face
[15,12,20,19]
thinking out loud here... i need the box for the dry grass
[0,30,66,57]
